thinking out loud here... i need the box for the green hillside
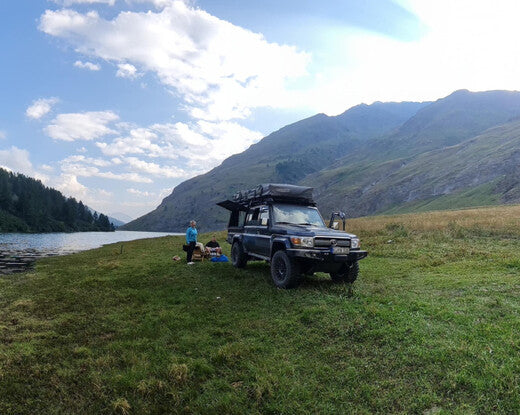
[124,89,520,232]
[0,168,115,233]
[311,117,520,217]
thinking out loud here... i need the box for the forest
[0,168,115,233]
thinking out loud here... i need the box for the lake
[0,231,182,274]
[0,230,182,256]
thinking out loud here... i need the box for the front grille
[314,237,350,248]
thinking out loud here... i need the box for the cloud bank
[39,1,310,122]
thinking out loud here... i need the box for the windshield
[272,204,326,228]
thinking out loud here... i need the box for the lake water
[0,230,182,257]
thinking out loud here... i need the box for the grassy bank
[2,206,520,414]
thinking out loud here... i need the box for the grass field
[2,205,520,414]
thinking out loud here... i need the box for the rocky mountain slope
[123,89,520,232]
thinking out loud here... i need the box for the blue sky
[1,0,520,220]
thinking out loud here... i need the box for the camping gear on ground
[211,254,229,262]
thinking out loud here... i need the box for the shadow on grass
[230,261,354,295]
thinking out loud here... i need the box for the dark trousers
[186,241,196,262]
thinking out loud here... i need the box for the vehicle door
[243,207,260,254]
[256,206,271,257]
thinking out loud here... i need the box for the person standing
[185,220,198,265]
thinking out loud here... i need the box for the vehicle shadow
[237,262,354,294]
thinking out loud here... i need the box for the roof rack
[217,183,315,211]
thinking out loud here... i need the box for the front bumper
[287,248,368,263]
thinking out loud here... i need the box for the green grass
[2,213,520,414]
[382,181,502,215]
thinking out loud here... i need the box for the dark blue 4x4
[217,184,368,289]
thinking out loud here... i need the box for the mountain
[304,89,520,216]
[122,100,427,232]
[0,168,115,233]
[88,208,126,228]
[123,89,520,232]
[88,211,124,228]
[109,212,134,224]
[107,216,125,228]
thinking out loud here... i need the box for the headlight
[351,238,360,249]
[290,236,314,248]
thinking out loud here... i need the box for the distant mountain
[123,89,520,232]
[122,100,427,231]
[0,168,115,233]
[88,209,125,228]
[107,216,125,228]
[109,212,133,224]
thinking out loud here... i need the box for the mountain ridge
[123,89,520,232]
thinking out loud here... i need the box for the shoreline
[0,250,53,275]
[0,231,183,274]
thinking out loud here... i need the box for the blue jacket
[186,226,198,243]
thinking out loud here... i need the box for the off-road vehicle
[217,183,368,288]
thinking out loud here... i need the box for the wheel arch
[271,238,290,258]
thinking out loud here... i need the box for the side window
[238,211,246,226]
[229,210,247,227]
[245,208,260,226]
[259,207,269,226]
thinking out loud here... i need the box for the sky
[1,0,520,221]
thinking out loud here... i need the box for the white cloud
[129,0,173,8]
[0,146,49,182]
[150,120,263,167]
[99,171,153,182]
[52,0,116,5]
[60,155,153,182]
[98,189,113,197]
[54,174,114,213]
[96,120,262,172]
[96,127,161,156]
[0,131,5,140]
[0,146,33,174]
[45,111,119,141]
[39,2,310,122]
[116,63,139,78]
[122,156,186,178]
[55,173,88,199]
[74,60,101,71]
[26,97,59,120]
[40,164,54,172]
[127,187,155,197]
[62,154,112,167]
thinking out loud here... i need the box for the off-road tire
[270,250,301,289]
[330,261,359,284]
[231,241,247,268]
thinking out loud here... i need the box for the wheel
[270,250,301,289]
[330,261,359,284]
[231,241,247,268]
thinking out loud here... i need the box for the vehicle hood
[270,224,357,239]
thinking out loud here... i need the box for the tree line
[0,168,115,233]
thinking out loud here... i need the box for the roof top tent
[217,183,316,227]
